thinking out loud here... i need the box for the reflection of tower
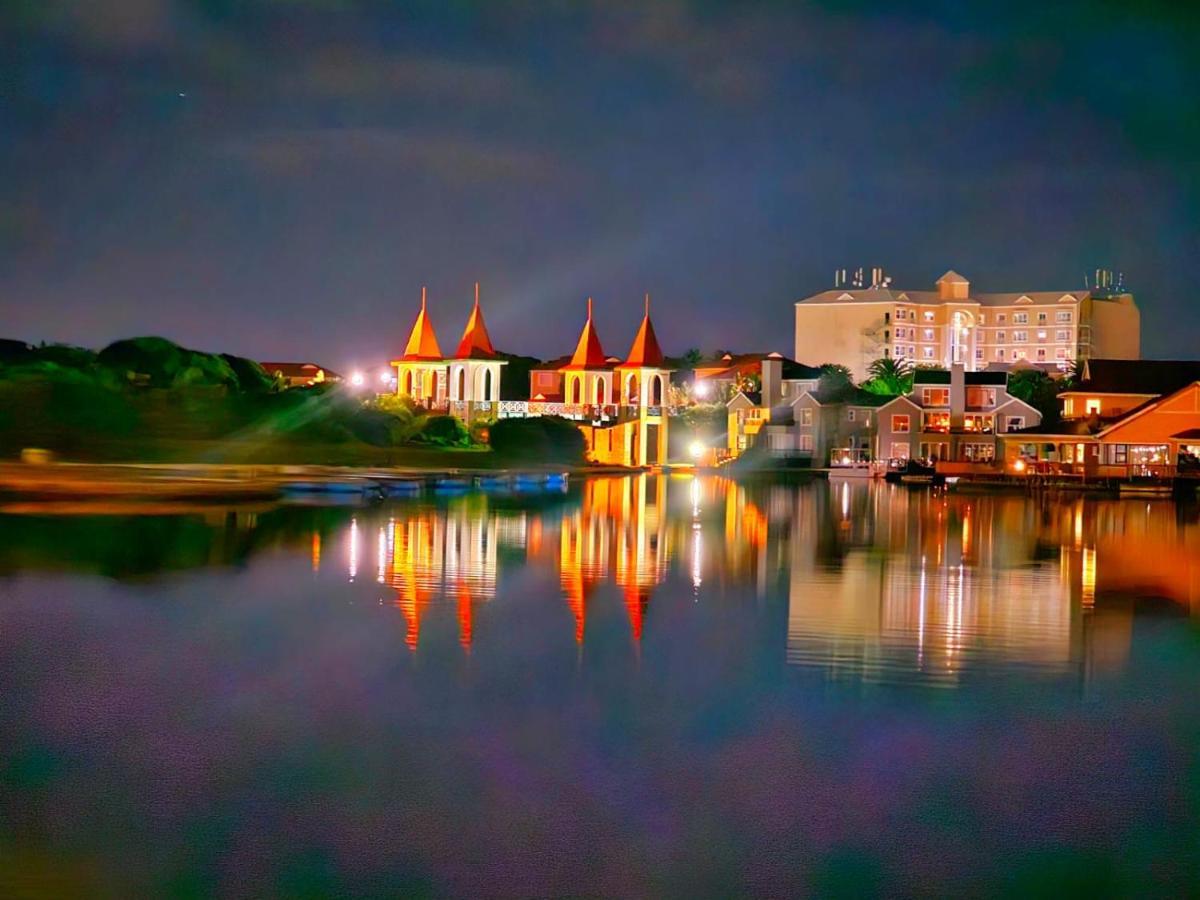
[614,473,670,640]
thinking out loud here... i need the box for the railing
[497,402,677,422]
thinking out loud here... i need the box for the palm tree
[864,357,913,396]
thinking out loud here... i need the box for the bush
[416,414,471,448]
[489,416,585,464]
[220,354,275,394]
[98,336,239,390]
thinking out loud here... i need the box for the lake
[2,474,1199,896]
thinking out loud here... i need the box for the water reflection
[2,476,1199,688]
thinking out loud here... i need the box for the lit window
[1085,399,1101,415]
[1013,313,1029,324]
[1056,311,1073,323]
[798,434,814,451]
[801,408,813,426]
[922,388,950,406]
[922,346,935,359]
[1037,330,1047,341]
[892,414,910,433]
[923,328,935,340]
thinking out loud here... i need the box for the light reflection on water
[264,475,1200,688]
[2,475,1200,895]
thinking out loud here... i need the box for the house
[1001,364,1200,476]
[785,388,890,465]
[1058,359,1200,420]
[692,352,821,404]
[875,365,1040,464]
[794,269,1140,381]
[260,361,343,388]
[724,355,822,458]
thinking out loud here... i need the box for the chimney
[950,363,966,429]
[761,354,783,410]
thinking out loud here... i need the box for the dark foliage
[489,416,585,464]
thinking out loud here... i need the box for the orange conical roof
[401,287,443,361]
[622,294,665,368]
[562,297,607,370]
[454,282,497,359]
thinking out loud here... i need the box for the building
[691,352,822,403]
[875,365,1041,464]
[785,388,890,465]
[724,355,822,458]
[1001,360,1200,475]
[389,285,506,420]
[794,270,1140,381]
[259,361,342,388]
[499,298,673,467]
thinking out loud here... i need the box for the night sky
[3,1,1198,371]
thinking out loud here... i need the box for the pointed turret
[623,293,665,367]
[454,282,497,359]
[400,287,443,361]
[563,298,607,370]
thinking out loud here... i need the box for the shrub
[98,337,239,390]
[489,416,585,464]
[220,354,275,393]
[416,414,471,448]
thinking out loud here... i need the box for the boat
[433,475,472,492]
[475,474,512,490]
[378,478,424,496]
[281,480,366,495]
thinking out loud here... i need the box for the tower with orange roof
[559,297,617,407]
[390,286,448,407]
[615,295,673,466]
[447,282,506,419]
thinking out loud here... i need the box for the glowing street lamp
[350,371,365,387]
[689,440,706,461]
[693,380,711,399]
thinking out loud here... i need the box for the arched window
[455,367,466,401]
[482,368,493,401]
[626,373,639,405]
[594,376,607,405]
[651,374,663,406]
[571,377,582,404]
[403,371,414,397]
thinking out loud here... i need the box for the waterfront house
[724,354,821,458]
[785,388,890,465]
[1001,363,1200,477]
[875,365,1040,464]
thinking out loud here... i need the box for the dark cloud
[1,0,1198,364]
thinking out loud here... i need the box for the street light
[350,371,365,387]
[689,440,706,461]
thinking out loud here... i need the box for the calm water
[2,475,1200,896]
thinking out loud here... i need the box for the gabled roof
[937,270,969,284]
[454,283,497,359]
[562,298,608,370]
[692,352,821,381]
[397,287,443,362]
[1069,359,1200,396]
[621,295,665,368]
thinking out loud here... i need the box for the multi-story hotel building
[794,270,1140,381]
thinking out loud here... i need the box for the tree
[680,348,703,367]
[1007,369,1065,423]
[863,357,913,396]
[489,416,586,464]
[816,363,855,402]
